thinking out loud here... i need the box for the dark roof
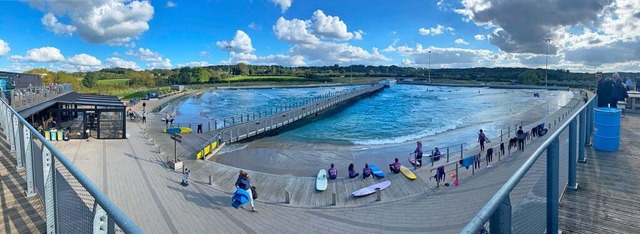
[18,92,124,117]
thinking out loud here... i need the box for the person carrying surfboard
[328,164,338,180]
[235,170,257,212]
[389,158,401,174]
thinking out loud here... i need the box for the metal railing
[193,84,383,159]
[461,93,596,233]
[0,97,142,233]
[171,87,367,132]
[1,84,73,111]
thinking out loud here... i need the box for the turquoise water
[174,84,573,175]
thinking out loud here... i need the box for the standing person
[169,115,174,127]
[432,147,441,161]
[636,77,640,92]
[414,141,423,167]
[181,167,190,186]
[348,163,359,178]
[611,73,627,108]
[625,77,632,91]
[327,163,337,180]
[486,147,494,163]
[596,73,613,107]
[362,163,372,180]
[142,102,147,112]
[517,126,525,151]
[197,123,203,133]
[235,170,257,212]
[165,114,170,127]
[478,129,486,151]
[142,112,146,123]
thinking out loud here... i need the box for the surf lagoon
[172,84,574,176]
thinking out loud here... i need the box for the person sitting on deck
[348,163,359,178]
[328,163,337,180]
[389,158,401,174]
[433,147,442,161]
[363,163,372,180]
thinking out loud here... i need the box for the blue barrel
[593,107,620,151]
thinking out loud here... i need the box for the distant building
[0,71,44,88]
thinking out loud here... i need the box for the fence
[1,84,73,111]
[461,93,596,233]
[0,97,142,233]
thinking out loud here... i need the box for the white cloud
[67,53,102,66]
[126,47,163,62]
[10,46,65,62]
[454,38,469,45]
[312,10,355,40]
[216,30,256,53]
[27,0,154,45]
[0,40,9,56]
[167,1,177,7]
[418,24,454,36]
[41,13,76,36]
[255,54,306,67]
[106,57,140,70]
[290,42,389,65]
[273,17,319,44]
[394,44,495,68]
[248,22,260,30]
[199,51,208,57]
[353,30,364,40]
[148,58,172,69]
[381,38,400,52]
[401,59,413,66]
[178,61,210,67]
[474,34,486,40]
[270,0,293,13]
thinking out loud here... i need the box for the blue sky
[0,0,638,73]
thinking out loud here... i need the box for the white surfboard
[352,180,391,197]
[316,169,328,191]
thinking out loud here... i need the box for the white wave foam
[352,122,462,145]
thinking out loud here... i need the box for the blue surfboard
[369,164,384,178]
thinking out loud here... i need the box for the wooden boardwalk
[559,113,640,233]
[0,129,47,233]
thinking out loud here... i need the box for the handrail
[461,94,595,233]
[1,98,143,233]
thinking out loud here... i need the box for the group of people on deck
[412,141,441,167]
[596,72,630,108]
[327,163,375,180]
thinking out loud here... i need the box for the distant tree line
[23,64,640,92]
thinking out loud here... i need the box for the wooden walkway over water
[559,113,640,233]
[147,84,385,161]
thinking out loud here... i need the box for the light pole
[544,38,550,86]
[225,46,233,87]
[349,51,353,85]
[428,50,432,83]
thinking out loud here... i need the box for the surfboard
[316,169,327,191]
[408,157,421,166]
[399,166,417,180]
[352,180,391,197]
[369,164,384,178]
[163,127,192,134]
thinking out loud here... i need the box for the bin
[57,131,63,141]
[593,107,620,151]
[44,130,50,140]
[50,129,57,141]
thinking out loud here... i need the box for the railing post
[15,121,24,169]
[23,125,36,197]
[490,194,512,234]
[585,100,593,146]
[568,118,578,190]
[42,147,57,233]
[446,147,450,162]
[93,204,114,234]
[579,108,587,163]
[546,137,560,234]
[7,112,15,152]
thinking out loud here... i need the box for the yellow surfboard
[400,166,417,180]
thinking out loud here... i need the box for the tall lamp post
[225,46,233,87]
[428,50,432,83]
[544,38,551,86]
[349,51,353,85]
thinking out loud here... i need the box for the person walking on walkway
[142,102,147,112]
[142,112,146,123]
[517,126,525,151]
[478,129,486,151]
[235,170,257,212]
